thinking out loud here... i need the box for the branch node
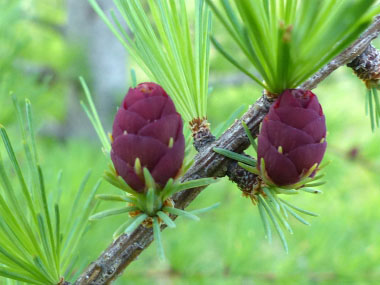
[190,117,216,151]
[347,44,380,87]
[226,160,259,193]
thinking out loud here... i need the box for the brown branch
[301,15,380,90]
[74,15,380,285]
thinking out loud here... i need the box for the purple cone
[257,89,327,186]
[111,82,185,193]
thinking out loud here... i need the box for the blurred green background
[1,0,380,284]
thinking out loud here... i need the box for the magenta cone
[111,83,185,192]
[257,89,327,186]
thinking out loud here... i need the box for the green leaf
[96,194,136,203]
[365,85,371,115]
[0,127,38,225]
[162,207,200,221]
[113,220,133,239]
[372,88,380,129]
[300,187,323,194]
[170,177,219,195]
[303,181,326,187]
[146,188,155,215]
[0,218,48,282]
[0,157,42,256]
[0,217,37,267]
[55,170,64,204]
[0,268,45,285]
[54,204,60,272]
[238,162,260,175]
[65,170,92,231]
[89,206,138,221]
[143,168,155,190]
[33,256,55,283]
[103,171,141,196]
[130,69,137,88]
[0,100,99,283]
[279,198,318,217]
[242,122,257,151]
[79,76,111,153]
[36,166,59,277]
[257,200,272,243]
[36,215,56,281]
[25,99,39,164]
[0,129,58,283]
[157,211,176,228]
[262,188,280,212]
[153,217,165,260]
[214,147,256,166]
[125,214,148,234]
[258,195,288,253]
[0,245,49,283]
[262,188,293,234]
[282,204,310,226]
[159,178,174,200]
[189,202,221,215]
[61,180,100,271]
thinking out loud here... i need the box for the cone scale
[257,89,327,187]
[111,82,185,193]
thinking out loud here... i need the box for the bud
[257,89,327,186]
[111,83,185,192]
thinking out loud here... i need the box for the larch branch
[73,14,380,285]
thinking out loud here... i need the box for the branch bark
[301,15,380,90]
[74,15,380,285]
